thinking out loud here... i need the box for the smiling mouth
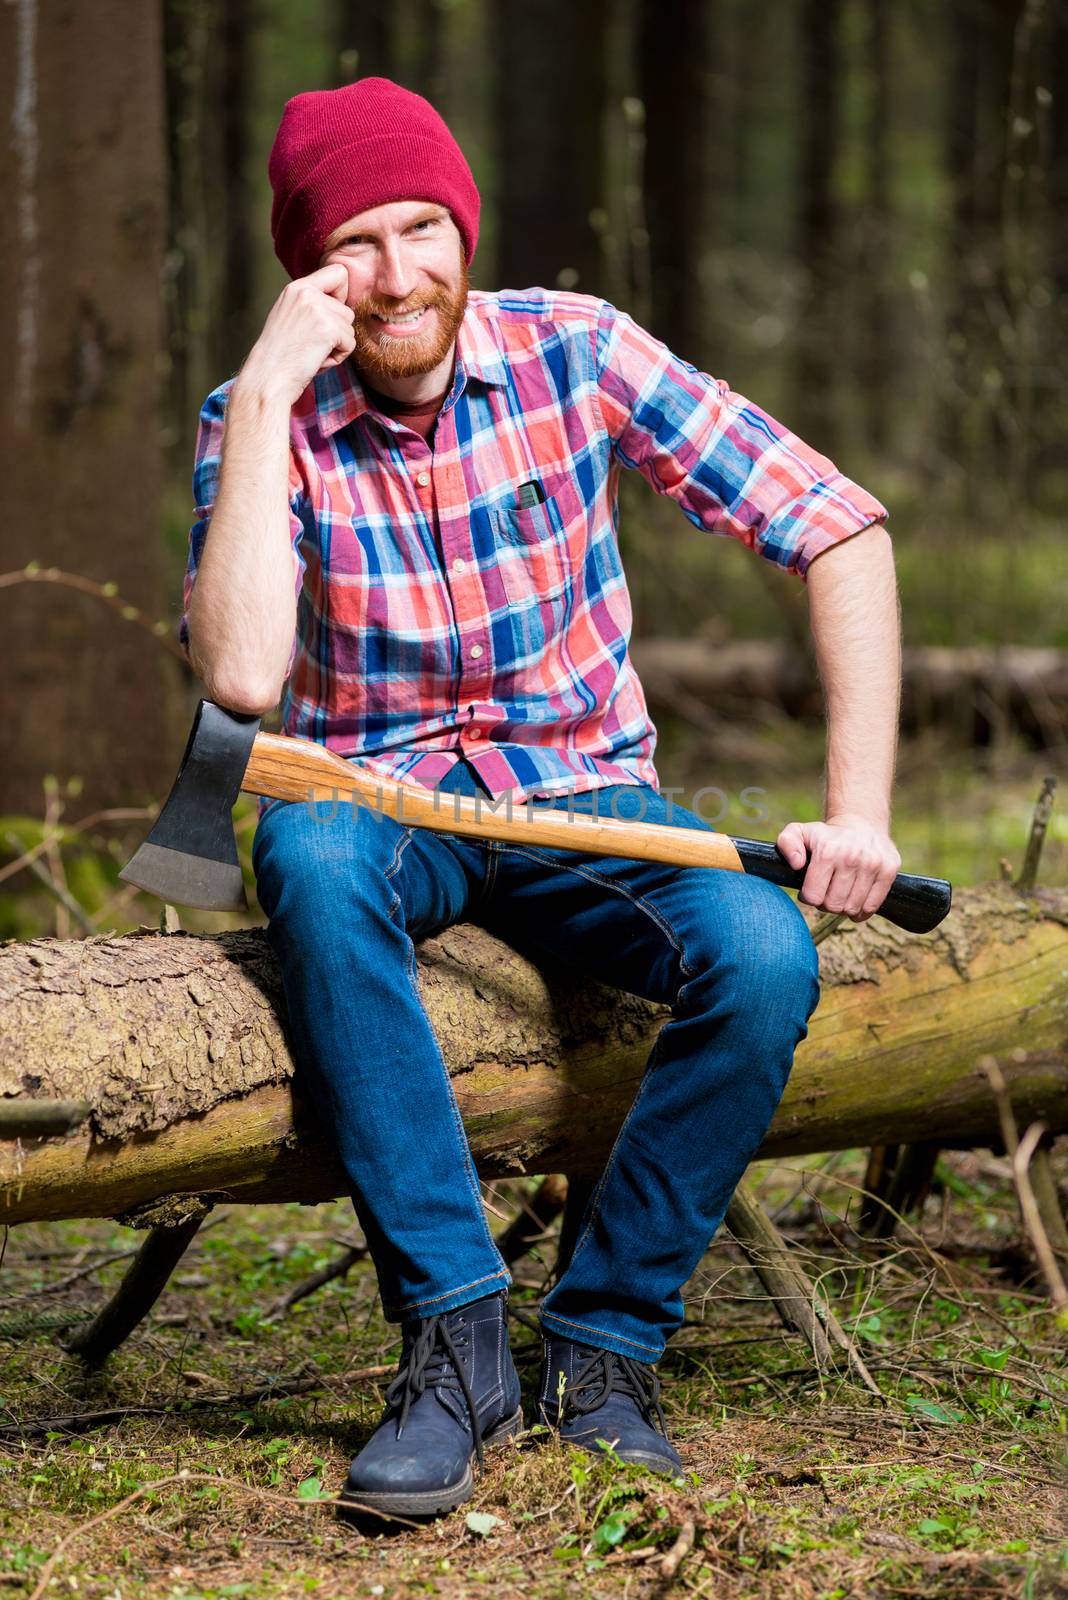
[370,306,431,334]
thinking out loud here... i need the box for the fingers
[302,261,352,300]
[780,820,900,922]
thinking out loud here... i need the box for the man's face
[320,199,468,384]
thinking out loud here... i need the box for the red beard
[350,259,469,383]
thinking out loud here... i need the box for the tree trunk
[333,0,396,84]
[793,0,843,454]
[494,0,607,293]
[942,0,1025,498]
[2,884,1066,1226]
[218,0,255,380]
[0,0,183,818]
[637,0,716,364]
[630,637,1068,750]
[860,0,892,456]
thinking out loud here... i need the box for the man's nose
[375,240,417,303]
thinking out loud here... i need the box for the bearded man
[180,77,900,1520]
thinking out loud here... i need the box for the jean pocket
[491,496,569,605]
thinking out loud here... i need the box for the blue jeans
[251,761,820,1362]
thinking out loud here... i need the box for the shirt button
[416,471,431,487]
[452,556,467,574]
[469,643,484,659]
[467,727,483,740]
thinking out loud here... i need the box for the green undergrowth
[1,1149,1065,1598]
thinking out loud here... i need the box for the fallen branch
[982,1055,1068,1321]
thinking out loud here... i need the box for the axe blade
[119,700,261,911]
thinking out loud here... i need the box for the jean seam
[399,1268,509,1314]
[384,828,414,881]
[489,842,697,996]
[540,1310,661,1358]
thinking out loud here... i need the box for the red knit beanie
[268,77,480,281]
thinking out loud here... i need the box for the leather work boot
[538,1335,682,1475]
[340,1290,522,1520]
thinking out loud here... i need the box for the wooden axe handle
[242,731,952,932]
[244,731,746,871]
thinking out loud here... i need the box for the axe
[119,700,952,933]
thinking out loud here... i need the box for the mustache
[354,285,454,321]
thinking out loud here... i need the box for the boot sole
[337,1407,523,1522]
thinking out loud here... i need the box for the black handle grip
[729,838,952,934]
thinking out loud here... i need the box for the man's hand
[776,814,902,922]
[238,263,356,408]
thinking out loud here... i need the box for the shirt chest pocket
[490,496,569,606]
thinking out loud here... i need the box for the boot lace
[561,1348,669,1438]
[384,1310,486,1469]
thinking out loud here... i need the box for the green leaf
[592,1506,636,1552]
[465,1511,503,1537]
[297,1476,323,1500]
[978,1347,1011,1371]
[905,1396,965,1425]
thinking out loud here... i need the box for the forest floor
[1,1145,1065,1600]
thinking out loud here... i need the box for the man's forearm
[186,379,299,715]
[805,523,901,829]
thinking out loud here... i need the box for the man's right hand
[236,264,355,408]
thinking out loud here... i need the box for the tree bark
[2,884,1066,1226]
[0,0,183,818]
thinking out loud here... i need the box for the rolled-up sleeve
[177,382,308,662]
[594,303,888,580]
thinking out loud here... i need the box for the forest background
[1,8,1067,1600]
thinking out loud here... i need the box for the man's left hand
[776,814,902,923]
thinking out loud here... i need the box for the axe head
[119,700,261,910]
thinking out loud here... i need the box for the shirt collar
[311,297,509,440]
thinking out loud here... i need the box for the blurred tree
[859,0,892,456]
[333,2,448,135]
[943,0,1024,501]
[334,0,396,84]
[165,0,257,438]
[1044,0,1068,486]
[494,0,607,292]
[637,0,718,365]
[793,0,843,453]
[164,0,214,448]
[0,0,183,816]
[219,0,256,377]
[1049,1,1068,307]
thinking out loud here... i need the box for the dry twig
[658,1515,696,1579]
[982,1055,1068,1319]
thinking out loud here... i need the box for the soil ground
[1,1145,1065,1600]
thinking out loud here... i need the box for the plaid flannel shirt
[180,289,887,804]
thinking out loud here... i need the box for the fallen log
[630,639,1068,749]
[1,883,1067,1227]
